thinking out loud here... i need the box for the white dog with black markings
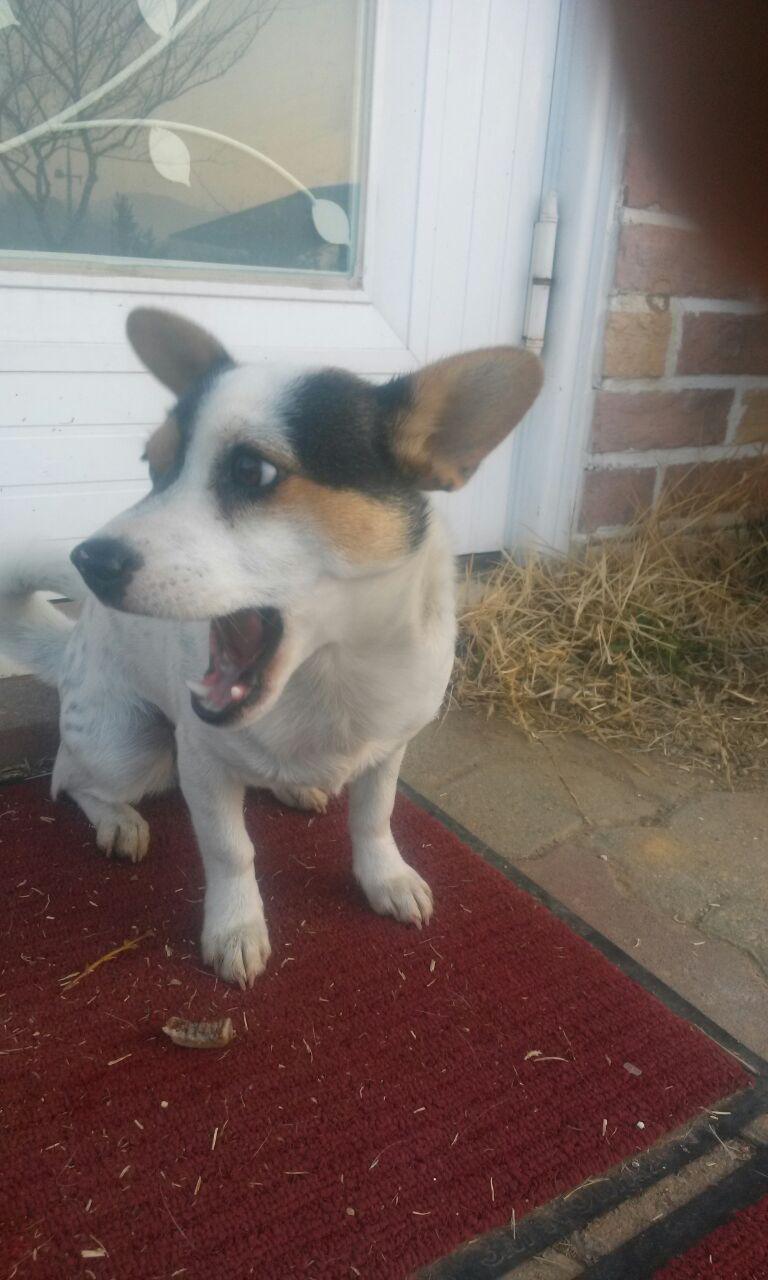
[0,310,541,986]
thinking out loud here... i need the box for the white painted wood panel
[0,374,163,427]
[0,483,149,541]
[421,0,560,550]
[507,0,625,553]
[0,426,147,485]
[0,285,404,352]
[0,342,418,376]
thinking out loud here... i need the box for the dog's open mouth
[187,607,284,724]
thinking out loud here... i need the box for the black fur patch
[149,356,234,493]
[279,369,428,549]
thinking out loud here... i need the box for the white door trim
[506,0,626,554]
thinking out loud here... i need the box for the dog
[0,309,542,987]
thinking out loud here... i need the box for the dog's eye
[229,447,278,491]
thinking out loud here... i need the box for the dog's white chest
[216,634,451,792]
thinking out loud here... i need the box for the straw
[453,475,768,783]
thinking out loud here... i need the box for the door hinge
[522,190,558,354]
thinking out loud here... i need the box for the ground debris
[59,930,153,991]
[162,1016,235,1050]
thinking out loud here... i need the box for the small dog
[0,310,541,986]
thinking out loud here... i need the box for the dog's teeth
[230,684,247,701]
[186,680,209,698]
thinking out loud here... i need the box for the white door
[0,0,560,556]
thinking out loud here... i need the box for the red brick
[737,390,768,444]
[623,131,686,214]
[592,390,731,453]
[580,468,656,531]
[661,458,768,515]
[603,311,671,379]
[677,311,768,375]
[616,225,755,299]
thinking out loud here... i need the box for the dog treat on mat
[162,1015,234,1049]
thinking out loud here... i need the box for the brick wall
[579,128,768,535]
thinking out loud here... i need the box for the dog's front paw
[270,783,329,813]
[95,805,150,863]
[201,918,272,988]
[361,863,434,929]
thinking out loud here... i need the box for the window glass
[0,0,369,277]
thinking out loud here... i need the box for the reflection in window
[0,0,368,276]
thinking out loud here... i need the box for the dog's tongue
[198,611,265,710]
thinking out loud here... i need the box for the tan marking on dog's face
[272,475,411,563]
[144,414,181,482]
[391,347,543,491]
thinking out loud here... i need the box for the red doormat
[0,781,749,1280]
[657,1195,768,1278]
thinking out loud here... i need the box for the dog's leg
[349,746,433,928]
[177,731,270,987]
[70,794,150,863]
[52,714,173,863]
[269,782,329,813]
[54,747,151,863]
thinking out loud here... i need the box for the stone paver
[528,843,768,1061]
[585,793,768,980]
[402,707,768,1063]
[401,709,675,858]
[402,711,583,859]
[0,675,59,772]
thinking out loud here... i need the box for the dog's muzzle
[70,537,143,607]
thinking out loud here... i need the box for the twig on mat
[59,930,153,991]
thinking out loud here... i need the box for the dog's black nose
[70,537,141,605]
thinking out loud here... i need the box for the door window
[0,1,562,556]
[0,0,370,278]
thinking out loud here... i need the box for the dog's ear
[377,347,543,491]
[126,308,230,396]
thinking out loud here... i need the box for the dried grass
[453,485,768,782]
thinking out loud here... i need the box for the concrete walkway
[402,706,768,1062]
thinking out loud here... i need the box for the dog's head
[71,309,542,726]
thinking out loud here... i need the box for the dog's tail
[0,545,87,685]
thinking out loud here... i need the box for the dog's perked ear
[126,308,231,396]
[377,347,543,491]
